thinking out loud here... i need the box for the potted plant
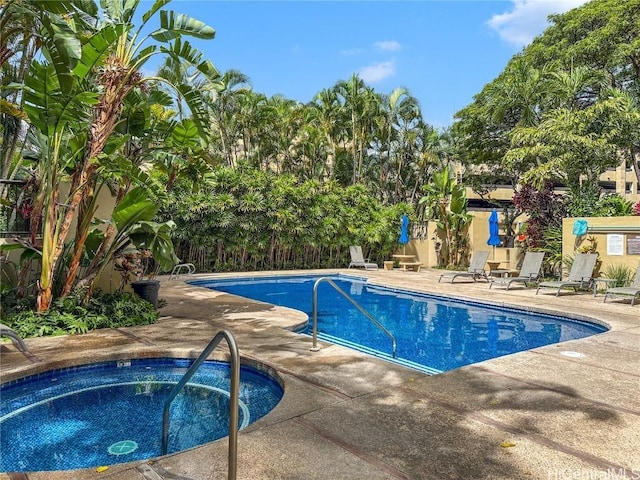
[84,187,179,309]
[114,248,161,308]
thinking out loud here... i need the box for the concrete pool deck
[1,268,639,480]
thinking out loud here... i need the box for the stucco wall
[562,216,640,275]
[402,211,526,270]
[0,186,121,293]
[400,213,640,276]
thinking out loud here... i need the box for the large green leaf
[23,62,98,136]
[151,10,215,41]
[73,24,127,81]
[112,187,158,231]
[40,13,82,94]
[176,84,211,137]
[128,220,179,271]
[169,118,199,147]
[141,0,171,24]
[160,39,221,84]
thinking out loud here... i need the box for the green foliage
[567,190,633,217]
[1,290,158,339]
[420,167,473,267]
[538,225,563,277]
[159,167,411,271]
[592,194,633,217]
[603,264,634,288]
[454,0,640,195]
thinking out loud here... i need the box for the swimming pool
[191,274,607,374]
[0,358,283,472]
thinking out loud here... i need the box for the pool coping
[1,267,639,480]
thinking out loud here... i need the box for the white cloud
[374,40,402,52]
[340,48,364,56]
[359,61,395,83]
[487,0,588,47]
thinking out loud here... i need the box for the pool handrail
[311,277,397,358]
[161,329,239,480]
[169,262,196,280]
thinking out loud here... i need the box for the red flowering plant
[633,202,640,216]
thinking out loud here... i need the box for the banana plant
[18,0,221,310]
[420,167,472,267]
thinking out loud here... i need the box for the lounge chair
[0,323,29,353]
[489,251,545,291]
[536,253,598,296]
[348,246,378,270]
[438,251,490,283]
[603,262,640,306]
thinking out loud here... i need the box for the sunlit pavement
[1,268,639,480]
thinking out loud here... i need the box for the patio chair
[438,251,490,283]
[0,323,29,353]
[348,246,378,270]
[489,251,545,291]
[536,253,598,297]
[603,262,640,306]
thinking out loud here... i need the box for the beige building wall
[562,216,640,275]
[401,214,640,276]
[401,211,526,271]
[1,186,121,293]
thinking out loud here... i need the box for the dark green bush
[2,290,158,339]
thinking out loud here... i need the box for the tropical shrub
[419,167,472,267]
[160,168,411,271]
[1,290,158,339]
[512,183,566,249]
[603,264,634,288]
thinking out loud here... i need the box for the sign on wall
[628,235,640,255]
[607,234,624,256]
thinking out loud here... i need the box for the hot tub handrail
[161,329,239,480]
[311,277,397,358]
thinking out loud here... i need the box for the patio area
[1,268,639,480]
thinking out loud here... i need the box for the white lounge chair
[0,323,29,353]
[348,246,378,270]
[603,263,640,306]
[438,251,490,283]
[536,253,597,296]
[489,251,545,290]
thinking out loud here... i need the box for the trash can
[384,261,394,271]
[131,279,160,309]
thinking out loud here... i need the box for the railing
[310,277,397,358]
[161,329,240,480]
[169,263,196,280]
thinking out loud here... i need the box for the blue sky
[161,0,587,128]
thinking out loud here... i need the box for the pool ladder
[169,262,196,280]
[161,329,239,480]
[311,277,397,358]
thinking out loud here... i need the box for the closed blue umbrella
[487,209,501,259]
[399,214,410,254]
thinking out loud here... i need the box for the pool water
[0,358,283,472]
[192,275,607,374]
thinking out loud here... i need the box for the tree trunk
[39,75,132,310]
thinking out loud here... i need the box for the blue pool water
[0,358,283,472]
[191,274,607,374]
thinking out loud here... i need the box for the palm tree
[336,74,371,184]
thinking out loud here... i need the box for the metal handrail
[311,277,397,358]
[161,329,240,480]
[169,263,196,280]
